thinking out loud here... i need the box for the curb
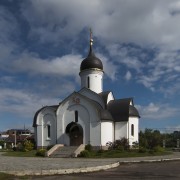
[1,162,120,176]
[119,157,180,164]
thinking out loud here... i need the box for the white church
[33,34,140,149]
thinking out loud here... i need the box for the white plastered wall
[128,117,139,146]
[35,108,56,148]
[107,92,114,103]
[56,93,101,146]
[115,121,128,140]
[79,69,103,93]
[101,122,114,146]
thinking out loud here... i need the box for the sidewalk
[0,152,180,176]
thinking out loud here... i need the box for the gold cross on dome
[90,28,93,46]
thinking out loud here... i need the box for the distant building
[33,33,140,149]
[0,129,34,148]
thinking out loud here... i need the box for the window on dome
[131,124,134,136]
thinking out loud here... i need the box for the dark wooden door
[70,126,83,146]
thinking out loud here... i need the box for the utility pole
[14,130,17,147]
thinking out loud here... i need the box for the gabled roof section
[33,105,58,127]
[99,91,114,106]
[78,87,105,108]
[107,98,134,122]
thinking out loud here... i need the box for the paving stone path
[0,152,180,175]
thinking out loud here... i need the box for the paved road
[1,152,180,179]
[32,161,180,180]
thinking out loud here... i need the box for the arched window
[87,76,90,88]
[75,111,78,122]
[47,125,51,138]
[131,124,134,136]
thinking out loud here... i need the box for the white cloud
[136,102,179,120]
[125,71,132,81]
[19,0,180,50]
[13,52,82,77]
[96,53,117,80]
[0,88,59,118]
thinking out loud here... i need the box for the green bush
[106,138,129,150]
[78,150,90,157]
[36,149,46,157]
[85,144,92,152]
[153,146,164,152]
[23,140,34,152]
[97,149,105,154]
[139,147,147,153]
[117,145,124,152]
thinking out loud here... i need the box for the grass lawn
[0,172,31,180]
[2,150,37,157]
[86,149,172,158]
[0,172,14,180]
[0,149,172,158]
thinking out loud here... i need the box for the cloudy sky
[0,0,180,132]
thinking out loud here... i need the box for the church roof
[129,105,140,118]
[107,98,140,122]
[80,31,103,72]
[99,91,111,105]
[100,109,114,121]
[33,105,58,127]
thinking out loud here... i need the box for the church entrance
[66,122,83,146]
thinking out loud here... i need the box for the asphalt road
[32,160,180,180]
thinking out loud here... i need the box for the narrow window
[47,125,51,138]
[131,124,134,136]
[75,111,78,122]
[87,76,90,88]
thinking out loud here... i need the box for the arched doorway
[66,122,83,146]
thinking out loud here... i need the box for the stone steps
[50,146,78,158]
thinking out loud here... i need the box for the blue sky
[0,0,180,132]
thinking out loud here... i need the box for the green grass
[2,150,37,157]
[0,172,15,180]
[0,172,31,180]
[85,149,172,158]
[1,149,172,158]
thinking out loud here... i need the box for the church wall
[35,108,56,148]
[56,93,101,146]
[80,70,103,93]
[107,92,114,104]
[128,117,139,146]
[115,122,128,140]
[101,122,114,146]
[90,122,101,146]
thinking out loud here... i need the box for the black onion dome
[80,44,103,71]
[129,105,140,118]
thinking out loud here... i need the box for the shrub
[97,149,105,154]
[78,150,90,157]
[117,145,124,152]
[36,149,46,157]
[132,141,139,149]
[139,147,147,153]
[12,147,17,151]
[23,140,34,151]
[85,144,92,152]
[153,146,164,152]
[106,138,129,150]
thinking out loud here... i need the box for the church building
[33,33,140,149]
